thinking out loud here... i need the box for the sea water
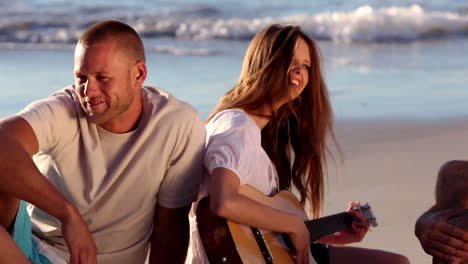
[1,0,468,119]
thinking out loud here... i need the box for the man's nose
[83,79,98,97]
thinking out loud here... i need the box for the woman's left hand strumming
[318,201,371,245]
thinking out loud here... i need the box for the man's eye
[97,76,109,81]
[76,76,86,83]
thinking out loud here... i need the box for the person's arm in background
[0,116,97,264]
[415,206,467,263]
[415,160,468,264]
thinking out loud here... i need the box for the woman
[188,24,410,264]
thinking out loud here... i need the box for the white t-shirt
[186,109,279,263]
[205,109,279,195]
[18,85,206,264]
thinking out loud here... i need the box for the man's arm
[415,206,468,262]
[415,160,468,263]
[147,106,205,263]
[149,204,191,264]
[0,116,97,264]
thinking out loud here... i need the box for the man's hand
[60,205,97,264]
[415,208,468,263]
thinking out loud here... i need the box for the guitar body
[196,196,243,264]
[196,185,375,264]
[197,185,308,264]
[229,185,308,263]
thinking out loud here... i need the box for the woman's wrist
[286,215,306,236]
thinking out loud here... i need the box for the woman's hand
[415,208,468,264]
[318,201,370,245]
[288,216,311,264]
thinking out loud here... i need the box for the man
[0,20,205,264]
[415,160,468,264]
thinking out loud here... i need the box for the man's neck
[100,96,143,134]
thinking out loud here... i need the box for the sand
[321,118,468,263]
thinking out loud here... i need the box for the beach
[323,118,468,263]
[2,0,468,263]
[1,46,467,264]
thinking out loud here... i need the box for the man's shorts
[12,201,65,264]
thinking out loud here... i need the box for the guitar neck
[305,212,354,242]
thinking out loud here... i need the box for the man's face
[73,42,137,128]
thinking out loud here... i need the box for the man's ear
[134,61,147,83]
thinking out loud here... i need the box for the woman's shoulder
[208,109,257,132]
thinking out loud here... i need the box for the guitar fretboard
[305,212,354,242]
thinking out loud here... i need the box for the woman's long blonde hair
[207,24,336,218]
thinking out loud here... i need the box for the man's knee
[379,252,411,264]
[438,160,468,178]
[436,160,468,208]
[393,254,410,264]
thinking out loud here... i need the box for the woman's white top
[204,109,280,195]
[186,109,317,264]
[186,109,280,263]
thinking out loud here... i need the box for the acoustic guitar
[197,185,377,264]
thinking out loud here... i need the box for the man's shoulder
[19,85,80,117]
[34,85,80,110]
[36,85,76,101]
[142,86,200,120]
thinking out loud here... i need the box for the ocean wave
[0,42,219,56]
[150,45,219,56]
[304,5,468,42]
[159,4,468,42]
[1,4,467,48]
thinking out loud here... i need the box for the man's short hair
[78,20,146,64]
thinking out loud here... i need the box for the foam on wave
[1,4,467,53]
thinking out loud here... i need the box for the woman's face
[288,37,311,100]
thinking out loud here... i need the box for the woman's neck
[248,114,269,130]
[245,107,272,130]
